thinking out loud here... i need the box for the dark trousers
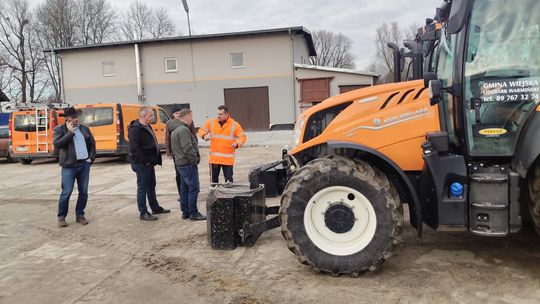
[58,161,90,218]
[131,163,161,215]
[177,164,200,217]
[174,160,182,198]
[211,164,233,183]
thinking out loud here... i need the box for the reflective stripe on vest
[209,120,237,140]
[210,152,235,158]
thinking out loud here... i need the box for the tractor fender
[327,141,423,237]
[514,112,540,178]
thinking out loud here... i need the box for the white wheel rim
[303,186,377,256]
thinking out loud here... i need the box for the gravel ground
[1,146,539,304]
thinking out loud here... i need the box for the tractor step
[469,165,510,236]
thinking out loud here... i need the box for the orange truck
[9,106,66,164]
[75,103,170,160]
[10,103,170,164]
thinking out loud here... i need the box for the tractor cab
[422,0,540,235]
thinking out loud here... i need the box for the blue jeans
[131,163,161,215]
[177,164,200,217]
[58,161,91,218]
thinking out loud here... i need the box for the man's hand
[203,134,210,141]
[232,142,238,149]
[66,121,76,133]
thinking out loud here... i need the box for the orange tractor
[248,0,540,275]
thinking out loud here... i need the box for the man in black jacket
[53,107,96,227]
[128,106,170,221]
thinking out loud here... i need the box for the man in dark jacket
[128,106,170,221]
[53,107,96,227]
[171,109,205,220]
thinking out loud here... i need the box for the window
[102,61,115,77]
[0,127,8,139]
[462,0,540,156]
[159,109,169,123]
[231,52,244,68]
[151,109,158,124]
[164,57,178,73]
[79,107,114,127]
[14,115,37,132]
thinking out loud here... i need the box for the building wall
[293,67,376,115]
[60,33,306,127]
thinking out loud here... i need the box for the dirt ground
[1,146,540,304]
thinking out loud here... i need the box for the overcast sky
[33,0,440,69]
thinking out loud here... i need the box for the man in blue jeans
[171,109,206,221]
[128,107,171,221]
[53,107,96,227]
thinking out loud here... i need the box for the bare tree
[366,22,419,83]
[36,0,79,48]
[76,0,116,45]
[0,0,33,102]
[309,30,356,69]
[119,0,176,41]
[150,7,176,39]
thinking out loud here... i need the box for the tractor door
[462,0,540,157]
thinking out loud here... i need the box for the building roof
[45,26,317,56]
[294,64,379,77]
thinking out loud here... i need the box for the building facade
[49,27,376,131]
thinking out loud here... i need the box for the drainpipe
[57,54,66,103]
[289,29,298,121]
[134,44,143,103]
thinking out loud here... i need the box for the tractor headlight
[291,115,305,148]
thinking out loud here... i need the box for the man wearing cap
[165,106,198,203]
[198,105,246,183]
[53,107,96,227]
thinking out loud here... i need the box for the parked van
[75,103,170,160]
[10,106,66,164]
[0,112,15,162]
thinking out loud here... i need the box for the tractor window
[463,0,540,156]
[434,30,458,143]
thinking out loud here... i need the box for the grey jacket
[171,121,200,166]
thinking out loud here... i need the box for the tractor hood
[290,79,441,170]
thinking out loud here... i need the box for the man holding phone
[53,107,96,227]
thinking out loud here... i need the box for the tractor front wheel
[279,156,403,276]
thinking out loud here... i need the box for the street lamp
[182,0,192,36]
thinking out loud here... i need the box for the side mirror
[429,79,443,106]
[423,72,437,88]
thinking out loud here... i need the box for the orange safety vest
[198,117,246,165]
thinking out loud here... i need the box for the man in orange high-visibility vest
[198,105,246,183]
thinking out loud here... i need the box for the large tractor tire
[528,161,540,235]
[280,156,403,276]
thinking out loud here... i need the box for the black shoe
[152,208,170,215]
[182,214,190,220]
[140,212,158,221]
[190,213,206,221]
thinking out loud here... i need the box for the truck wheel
[528,161,540,235]
[6,152,17,163]
[280,156,403,276]
[19,158,33,165]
